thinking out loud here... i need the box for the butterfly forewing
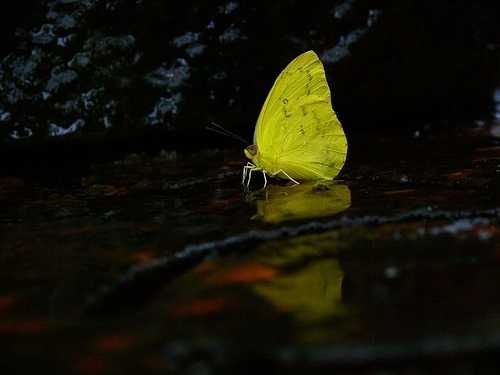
[254,51,347,180]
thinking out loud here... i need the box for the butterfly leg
[275,169,300,185]
[246,168,252,186]
[242,163,250,184]
[242,165,248,184]
[246,167,255,186]
[242,162,255,185]
[246,166,262,187]
[262,170,268,189]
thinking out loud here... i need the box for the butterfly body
[244,50,347,187]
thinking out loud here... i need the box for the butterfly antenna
[205,122,250,145]
[205,125,242,141]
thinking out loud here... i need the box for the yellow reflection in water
[251,182,351,223]
[253,258,345,323]
[251,231,347,325]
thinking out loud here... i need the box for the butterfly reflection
[254,258,345,324]
[248,181,351,223]
[251,231,347,326]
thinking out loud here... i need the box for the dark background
[0,0,500,171]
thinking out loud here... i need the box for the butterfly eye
[245,144,258,156]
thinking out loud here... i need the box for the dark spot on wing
[299,123,305,135]
[282,98,288,104]
[305,70,313,95]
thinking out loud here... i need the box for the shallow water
[1,125,500,373]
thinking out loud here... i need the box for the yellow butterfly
[243,50,348,188]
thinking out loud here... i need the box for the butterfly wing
[254,50,347,180]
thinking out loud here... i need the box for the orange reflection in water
[94,334,134,352]
[172,297,228,317]
[130,248,157,264]
[0,319,48,334]
[210,262,278,285]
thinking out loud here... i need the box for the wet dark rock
[5,47,44,85]
[0,0,499,147]
[52,13,78,31]
[218,25,244,44]
[67,51,91,69]
[84,33,136,60]
[399,175,409,184]
[0,109,12,123]
[0,177,25,194]
[333,0,355,19]
[56,34,77,48]
[155,149,178,161]
[321,28,368,64]
[45,66,78,93]
[172,32,200,48]
[48,118,85,136]
[145,95,182,127]
[144,59,190,90]
[31,24,57,45]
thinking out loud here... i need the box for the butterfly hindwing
[254,51,347,180]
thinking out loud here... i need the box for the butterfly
[242,50,347,188]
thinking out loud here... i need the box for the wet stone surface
[1,124,500,373]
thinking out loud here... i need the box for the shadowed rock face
[0,0,499,144]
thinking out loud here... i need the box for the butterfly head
[244,144,258,162]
